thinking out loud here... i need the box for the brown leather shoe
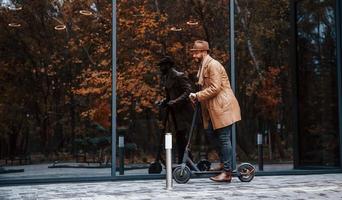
[209,171,232,182]
[209,163,224,171]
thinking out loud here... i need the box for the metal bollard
[257,133,263,171]
[165,132,173,190]
[118,135,125,175]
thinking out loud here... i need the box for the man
[189,40,241,182]
[158,56,193,164]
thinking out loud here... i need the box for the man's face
[192,50,205,63]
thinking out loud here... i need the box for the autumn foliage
[0,0,294,164]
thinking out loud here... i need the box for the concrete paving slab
[0,173,342,199]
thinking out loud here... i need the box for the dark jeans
[205,121,232,171]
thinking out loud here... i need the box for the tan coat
[196,55,241,130]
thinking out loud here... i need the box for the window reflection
[0,0,112,179]
[296,0,339,167]
[116,0,230,175]
[235,0,294,171]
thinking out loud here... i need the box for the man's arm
[168,74,192,105]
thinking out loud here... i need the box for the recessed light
[79,10,93,16]
[8,23,21,27]
[170,27,182,32]
[8,5,22,11]
[186,20,199,26]
[54,24,66,30]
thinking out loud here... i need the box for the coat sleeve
[172,74,192,104]
[196,61,222,101]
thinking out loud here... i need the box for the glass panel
[117,0,230,175]
[0,0,112,180]
[235,0,294,171]
[296,0,340,167]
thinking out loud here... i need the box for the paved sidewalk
[1,173,342,200]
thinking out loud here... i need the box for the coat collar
[197,55,213,86]
[201,54,213,70]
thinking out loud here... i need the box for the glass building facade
[0,0,341,185]
[294,0,340,168]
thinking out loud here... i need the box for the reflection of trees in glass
[115,0,295,164]
[0,0,307,165]
[116,0,230,124]
[296,0,338,166]
[115,0,232,163]
[0,0,111,163]
[235,0,294,162]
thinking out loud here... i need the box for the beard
[193,57,202,63]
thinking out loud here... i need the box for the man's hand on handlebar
[189,93,197,104]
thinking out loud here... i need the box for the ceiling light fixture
[8,5,22,11]
[79,10,93,16]
[186,20,199,26]
[54,24,66,31]
[8,23,21,27]
[170,27,182,32]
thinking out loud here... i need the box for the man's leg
[175,130,187,164]
[210,125,233,182]
[206,121,224,170]
[217,125,232,171]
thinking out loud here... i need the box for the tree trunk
[235,0,261,76]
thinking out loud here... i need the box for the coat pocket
[209,92,230,113]
[218,92,232,110]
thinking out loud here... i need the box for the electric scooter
[172,102,256,184]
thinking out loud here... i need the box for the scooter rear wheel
[237,163,255,182]
[148,161,162,174]
[173,166,191,184]
[196,159,211,171]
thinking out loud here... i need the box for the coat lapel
[197,55,213,85]
[201,55,213,76]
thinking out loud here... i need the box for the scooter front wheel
[237,163,255,182]
[172,166,191,184]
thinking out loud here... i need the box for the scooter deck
[190,170,245,180]
[192,170,220,174]
[192,170,238,174]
